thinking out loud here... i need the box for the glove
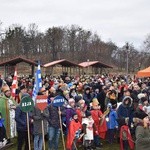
[125,117,129,125]
[41,113,45,120]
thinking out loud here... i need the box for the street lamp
[126,42,129,75]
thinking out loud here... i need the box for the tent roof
[78,61,113,68]
[137,66,150,77]
[44,59,80,68]
[0,56,41,66]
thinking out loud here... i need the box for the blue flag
[32,62,42,103]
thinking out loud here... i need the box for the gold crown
[1,85,10,93]
[92,98,99,106]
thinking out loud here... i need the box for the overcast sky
[0,0,150,49]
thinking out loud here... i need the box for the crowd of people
[0,73,150,150]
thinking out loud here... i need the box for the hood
[122,96,132,107]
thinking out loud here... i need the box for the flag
[11,67,18,99]
[32,62,42,103]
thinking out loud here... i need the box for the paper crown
[63,90,69,96]
[92,98,99,106]
[1,85,10,93]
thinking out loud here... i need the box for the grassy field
[6,138,120,150]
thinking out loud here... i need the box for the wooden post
[41,110,45,150]
[58,107,65,150]
[27,112,31,150]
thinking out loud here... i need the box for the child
[106,103,118,144]
[0,112,7,148]
[66,113,82,150]
[66,98,76,129]
[82,111,95,150]
[120,118,134,150]
[90,98,107,148]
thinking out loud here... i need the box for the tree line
[0,22,150,73]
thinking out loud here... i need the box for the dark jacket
[15,106,28,131]
[48,104,66,128]
[117,96,133,126]
[97,90,106,112]
[83,91,94,109]
[32,106,49,135]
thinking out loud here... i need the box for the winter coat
[66,105,76,128]
[32,106,49,135]
[66,119,82,150]
[106,109,118,129]
[120,125,134,150]
[15,106,28,131]
[117,96,133,126]
[96,90,106,113]
[48,104,66,128]
[90,109,107,139]
[135,125,150,150]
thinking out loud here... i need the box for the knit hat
[84,86,90,91]
[134,109,148,120]
[110,100,117,109]
[75,95,83,103]
[72,112,77,118]
[109,90,116,100]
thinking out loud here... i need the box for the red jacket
[66,119,82,150]
[90,109,107,139]
[120,125,134,150]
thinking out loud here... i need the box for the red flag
[11,67,18,99]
